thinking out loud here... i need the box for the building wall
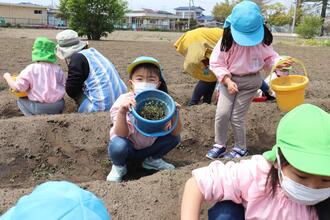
[48,13,67,27]
[0,5,47,25]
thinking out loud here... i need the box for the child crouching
[106,56,182,182]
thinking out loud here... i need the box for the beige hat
[56,29,87,59]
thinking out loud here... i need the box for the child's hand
[276,58,294,72]
[227,81,239,94]
[3,72,11,79]
[175,102,181,110]
[223,76,239,94]
[118,97,136,115]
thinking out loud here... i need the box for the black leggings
[189,80,217,105]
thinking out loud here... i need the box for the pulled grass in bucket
[138,100,166,120]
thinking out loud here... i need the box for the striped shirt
[79,48,127,112]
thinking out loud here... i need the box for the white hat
[56,29,87,59]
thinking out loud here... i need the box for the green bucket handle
[269,56,308,87]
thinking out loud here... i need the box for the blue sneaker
[223,147,248,159]
[206,144,227,160]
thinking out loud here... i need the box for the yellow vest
[174,27,223,82]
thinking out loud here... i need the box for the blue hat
[1,181,111,220]
[224,1,264,46]
[127,56,168,93]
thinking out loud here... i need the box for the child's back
[15,62,65,103]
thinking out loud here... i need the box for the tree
[296,15,323,38]
[265,3,292,26]
[59,0,127,40]
[212,0,279,23]
[300,0,329,35]
[212,0,237,23]
[320,0,328,35]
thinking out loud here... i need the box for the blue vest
[79,48,127,112]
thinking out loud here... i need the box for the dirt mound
[1,30,330,219]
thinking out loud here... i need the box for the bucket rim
[270,75,309,92]
[131,90,175,124]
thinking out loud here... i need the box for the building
[123,9,180,30]
[0,2,48,26]
[174,6,204,20]
[47,8,67,27]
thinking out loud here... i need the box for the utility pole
[291,0,298,33]
[188,0,191,30]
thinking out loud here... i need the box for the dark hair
[266,149,330,220]
[130,63,168,93]
[220,24,273,52]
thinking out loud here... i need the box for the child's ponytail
[263,25,273,46]
[220,27,233,52]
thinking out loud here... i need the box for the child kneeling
[106,56,182,182]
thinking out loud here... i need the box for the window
[34,10,42,14]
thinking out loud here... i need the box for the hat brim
[127,59,161,75]
[263,145,330,176]
[231,24,264,46]
[56,41,87,59]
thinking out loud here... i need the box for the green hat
[32,37,57,63]
[127,56,168,93]
[263,104,330,176]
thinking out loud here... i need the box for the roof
[174,6,205,11]
[129,8,174,15]
[0,2,47,9]
[126,8,179,19]
[197,15,214,21]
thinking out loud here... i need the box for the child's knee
[108,136,130,157]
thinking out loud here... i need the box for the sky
[0,0,293,15]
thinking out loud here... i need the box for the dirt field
[0,28,330,219]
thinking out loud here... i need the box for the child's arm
[3,73,18,90]
[3,67,31,92]
[181,177,204,220]
[209,39,231,83]
[170,102,183,136]
[112,97,136,137]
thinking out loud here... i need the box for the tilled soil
[0,28,329,219]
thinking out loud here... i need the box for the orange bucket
[270,57,309,112]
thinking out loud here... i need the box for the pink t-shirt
[14,62,66,103]
[193,155,318,220]
[109,92,157,150]
[209,40,280,82]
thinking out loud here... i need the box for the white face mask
[133,82,157,94]
[276,150,330,205]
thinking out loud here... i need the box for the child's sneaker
[206,144,227,160]
[106,165,127,182]
[142,157,175,170]
[223,147,248,159]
